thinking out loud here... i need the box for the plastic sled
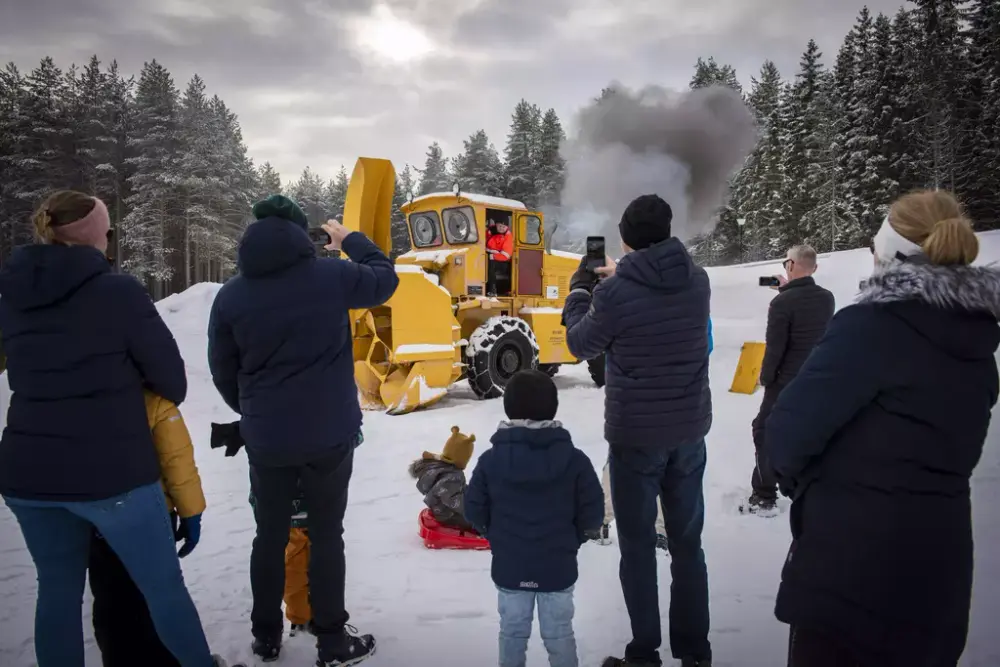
[418,508,490,550]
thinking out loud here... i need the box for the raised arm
[333,232,400,310]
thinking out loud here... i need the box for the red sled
[418,508,490,550]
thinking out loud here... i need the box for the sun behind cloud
[349,3,436,65]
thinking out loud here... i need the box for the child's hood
[488,420,575,485]
[409,458,463,492]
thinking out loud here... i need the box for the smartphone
[759,276,781,287]
[308,227,332,247]
[586,236,606,272]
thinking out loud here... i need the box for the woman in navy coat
[765,190,999,667]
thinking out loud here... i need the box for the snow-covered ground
[2,238,1000,667]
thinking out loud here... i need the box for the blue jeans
[609,440,711,664]
[497,586,577,667]
[4,483,213,667]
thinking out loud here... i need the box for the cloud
[2,0,905,188]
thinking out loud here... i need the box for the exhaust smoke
[557,83,758,249]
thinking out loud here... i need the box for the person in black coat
[464,369,604,667]
[562,194,712,667]
[207,195,398,666]
[747,245,834,513]
[765,189,998,667]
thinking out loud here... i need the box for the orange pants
[284,528,311,624]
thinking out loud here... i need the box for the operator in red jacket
[486,220,513,296]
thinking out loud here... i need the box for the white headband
[872,215,922,262]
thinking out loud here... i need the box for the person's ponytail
[922,217,979,267]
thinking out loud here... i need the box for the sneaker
[680,658,712,667]
[592,523,612,545]
[655,533,668,552]
[213,656,247,667]
[318,625,376,666]
[290,622,315,637]
[251,636,281,662]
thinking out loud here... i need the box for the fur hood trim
[857,261,1000,318]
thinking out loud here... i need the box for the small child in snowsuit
[89,391,207,667]
[409,426,476,531]
[465,369,604,667]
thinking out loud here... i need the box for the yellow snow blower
[343,157,604,415]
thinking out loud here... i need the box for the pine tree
[418,142,451,195]
[177,74,217,289]
[535,109,566,207]
[454,130,503,195]
[690,57,743,94]
[122,60,182,297]
[731,60,785,261]
[503,100,541,206]
[324,166,349,220]
[963,0,1000,228]
[885,8,924,201]
[0,63,33,255]
[101,60,135,267]
[256,162,282,198]
[391,164,417,258]
[287,167,326,225]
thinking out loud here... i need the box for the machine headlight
[412,214,439,247]
[446,210,471,241]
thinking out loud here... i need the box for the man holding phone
[746,245,834,514]
[562,194,713,667]
[207,194,398,667]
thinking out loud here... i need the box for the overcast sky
[1,0,907,186]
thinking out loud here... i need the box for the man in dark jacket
[562,194,713,667]
[207,195,398,667]
[746,245,834,514]
[465,369,604,667]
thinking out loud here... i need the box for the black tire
[467,317,540,399]
[588,354,606,388]
[538,364,560,377]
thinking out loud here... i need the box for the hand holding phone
[308,227,332,247]
[759,276,781,288]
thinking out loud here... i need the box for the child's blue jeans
[497,585,577,667]
[4,482,214,667]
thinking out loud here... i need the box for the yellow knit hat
[422,426,476,470]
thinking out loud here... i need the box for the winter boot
[655,533,668,552]
[290,621,315,637]
[740,492,778,516]
[251,636,282,662]
[680,658,712,667]
[317,625,376,667]
[600,657,659,667]
[591,523,612,546]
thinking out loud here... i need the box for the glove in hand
[569,257,599,294]
[175,514,202,558]
[210,421,245,457]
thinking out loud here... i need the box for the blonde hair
[888,190,978,266]
[32,190,96,244]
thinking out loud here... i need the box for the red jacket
[486,231,513,262]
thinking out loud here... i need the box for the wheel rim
[495,343,522,379]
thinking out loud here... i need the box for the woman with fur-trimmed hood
[765,189,999,667]
[409,426,476,531]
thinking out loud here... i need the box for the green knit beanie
[252,194,308,230]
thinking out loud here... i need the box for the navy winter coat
[207,218,398,467]
[563,238,712,447]
[766,260,1000,665]
[0,244,186,501]
[464,421,604,592]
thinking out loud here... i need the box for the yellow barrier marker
[730,342,766,394]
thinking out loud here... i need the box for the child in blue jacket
[465,369,604,667]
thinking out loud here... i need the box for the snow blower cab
[347,159,589,416]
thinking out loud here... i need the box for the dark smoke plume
[558,83,758,247]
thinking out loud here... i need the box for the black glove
[210,421,245,457]
[569,257,599,294]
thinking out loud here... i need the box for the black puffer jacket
[562,238,712,447]
[765,259,1000,665]
[759,276,835,387]
[409,458,468,527]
